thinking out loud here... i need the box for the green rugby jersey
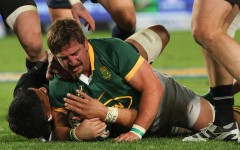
[49,38,145,113]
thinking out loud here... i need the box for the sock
[233,106,240,115]
[211,85,234,126]
[202,90,214,105]
[112,25,135,40]
[26,59,48,73]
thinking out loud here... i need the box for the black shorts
[0,0,36,26]
[47,0,92,8]
[226,0,240,7]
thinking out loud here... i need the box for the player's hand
[114,131,141,142]
[46,52,73,80]
[75,118,107,140]
[71,3,95,31]
[64,90,108,120]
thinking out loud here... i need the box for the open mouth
[69,65,81,73]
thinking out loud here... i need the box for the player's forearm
[52,110,72,141]
[55,127,71,141]
[115,108,137,128]
[134,82,163,131]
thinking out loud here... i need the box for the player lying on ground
[7,23,169,140]
[47,19,238,141]
[8,19,240,142]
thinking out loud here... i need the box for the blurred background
[0,0,196,38]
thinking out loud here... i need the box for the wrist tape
[130,124,146,139]
[104,107,118,123]
[69,128,82,141]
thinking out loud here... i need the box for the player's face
[56,40,90,76]
[28,87,52,122]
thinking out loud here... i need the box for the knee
[21,32,44,60]
[121,14,136,31]
[113,11,136,32]
[149,25,170,49]
[192,25,219,49]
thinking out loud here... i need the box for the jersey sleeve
[49,76,77,113]
[90,38,144,81]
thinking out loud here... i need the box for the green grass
[1,30,240,149]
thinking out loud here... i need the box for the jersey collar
[88,43,95,72]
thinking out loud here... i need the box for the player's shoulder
[89,37,124,44]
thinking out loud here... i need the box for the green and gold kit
[49,38,144,113]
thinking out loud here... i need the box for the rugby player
[7,22,169,140]
[188,0,240,142]
[7,19,240,142]
[47,0,136,40]
[46,18,237,141]
[0,0,93,71]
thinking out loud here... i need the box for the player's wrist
[104,107,118,123]
[69,0,82,5]
[69,128,82,141]
[130,124,146,139]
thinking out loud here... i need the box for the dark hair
[47,18,86,54]
[7,89,50,139]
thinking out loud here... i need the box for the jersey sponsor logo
[100,66,111,80]
[97,92,133,108]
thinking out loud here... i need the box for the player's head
[47,18,90,76]
[47,18,86,55]
[7,87,52,139]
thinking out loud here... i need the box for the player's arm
[52,110,71,140]
[64,92,138,128]
[116,61,163,141]
[69,0,95,31]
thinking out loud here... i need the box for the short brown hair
[47,18,86,54]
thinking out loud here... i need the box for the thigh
[226,0,240,7]
[46,0,71,8]
[147,71,201,136]
[48,8,73,22]
[98,0,135,21]
[0,0,36,28]
[14,10,42,46]
[192,0,233,31]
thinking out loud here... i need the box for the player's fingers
[64,97,85,110]
[85,18,95,31]
[46,72,53,80]
[97,123,107,133]
[89,118,100,122]
[76,90,93,101]
[66,93,87,103]
[64,102,83,115]
[114,133,129,142]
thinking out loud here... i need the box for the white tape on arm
[69,0,82,5]
[104,107,118,123]
[130,124,146,139]
[126,28,162,63]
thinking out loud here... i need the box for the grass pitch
[1,30,240,149]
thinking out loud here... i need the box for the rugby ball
[68,111,110,141]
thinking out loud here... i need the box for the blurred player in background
[0,0,93,72]
[47,0,136,40]
[184,0,240,142]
